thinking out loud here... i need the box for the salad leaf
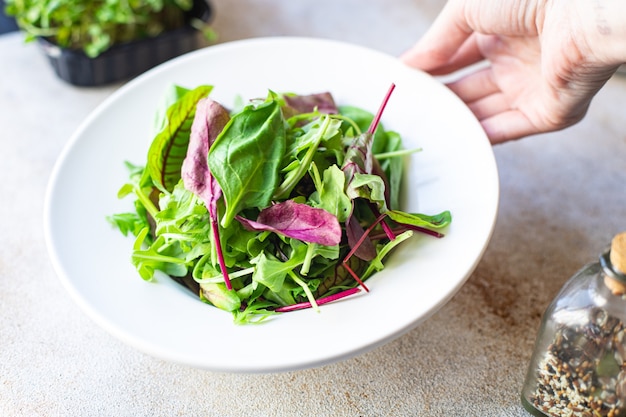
[236,200,342,246]
[310,164,352,223]
[200,282,241,312]
[273,115,342,199]
[283,92,338,115]
[109,84,452,323]
[147,84,213,192]
[208,99,286,227]
[181,97,230,213]
[250,244,307,293]
[181,97,232,288]
[387,210,452,229]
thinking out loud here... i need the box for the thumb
[400,1,473,72]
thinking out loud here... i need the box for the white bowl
[44,37,499,373]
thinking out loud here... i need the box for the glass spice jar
[521,232,626,417]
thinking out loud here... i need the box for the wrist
[573,0,626,66]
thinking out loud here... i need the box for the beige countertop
[1,1,625,416]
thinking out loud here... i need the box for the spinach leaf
[208,99,286,227]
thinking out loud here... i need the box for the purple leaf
[345,215,376,261]
[283,92,338,114]
[236,200,342,246]
[181,98,232,289]
[181,98,230,214]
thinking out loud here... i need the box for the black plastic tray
[37,0,212,87]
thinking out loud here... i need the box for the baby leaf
[315,165,352,223]
[387,210,452,229]
[347,173,388,210]
[208,99,286,227]
[200,282,241,312]
[181,97,230,214]
[250,245,307,293]
[147,84,213,192]
[282,92,338,115]
[236,200,342,246]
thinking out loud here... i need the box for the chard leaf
[346,215,377,261]
[181,98,230,215]
[387,210,452,229]
[147,84,213,192]
[236,200,342,246]
[152,85,191,136]
[208,99,286,227]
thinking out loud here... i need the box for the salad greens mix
[108,83,451,324]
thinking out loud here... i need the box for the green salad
[108,83,451,324]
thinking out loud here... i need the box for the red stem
[367,83,396,135]
[211,217,232,290]
[341,213,390,292]
[275,287,361,313]
[369,203,396,241]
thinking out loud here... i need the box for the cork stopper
[604,232,626,296]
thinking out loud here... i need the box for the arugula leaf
[250,244,307,293]
[310,165,352,223]
[274,115,342,199]
[208,99,286,227]
[131,228,188,281]
[362,230,414,279]
[107,210,148,238]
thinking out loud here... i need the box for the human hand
[401,0,626,144]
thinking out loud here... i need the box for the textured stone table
[2,1,625,416]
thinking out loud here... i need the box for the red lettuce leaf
[236,200,341,246]
[283,92,338,114]
[181,98,230,214]
[181,97,232,289]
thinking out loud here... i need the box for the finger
[425,34,486,76]
[467,93,511,121]
[446,66,500,103]
[400,2,473,72]
[481,111,538,144]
